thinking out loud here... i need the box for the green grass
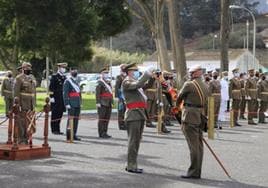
[0,93,105,114]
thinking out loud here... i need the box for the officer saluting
[49,63,68,135]
[14,62,36,144]
[96,67,113,138]
[176,65,209,179]
[122,63,154,174]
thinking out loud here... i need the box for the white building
[143,49,265,76]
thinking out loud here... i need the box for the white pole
[46,56,49,95]
[246,20,249,50]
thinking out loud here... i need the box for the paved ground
[0,115,268,188]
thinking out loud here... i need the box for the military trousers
[18,110,31,144]
[97,105,112,137]
[240,96,246,118]
[117,99,126,129]
[214,97,221,124]
[182,122,203,177]
[4,97,13,116]
[259,101,268,123]
[232,99,241,124]
[51,103,65,133]
[126,120,144,170]
[248,99,257,121]
[146,99,157,124]
[66,107,80,140]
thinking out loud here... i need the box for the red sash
[126,102,147,109]
[68,92,80,97]
[100,92,113,98]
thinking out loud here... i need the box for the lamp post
[213,34,218,50]
[229,5,256,69]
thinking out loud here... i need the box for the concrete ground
[0,115,267,188]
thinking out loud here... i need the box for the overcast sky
[257,0,268,13]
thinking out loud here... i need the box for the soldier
[122,63,154,174]
[144,77,157,128]
[63,69,81,141]
[96,67,113,138]
[49,63,68,134]
[257,73,268,123]
[208,71,221,129]
[14,62,36,144]
[239,73,247,120]
[245,69,258,125]
[1,71,14,117]
[115,64,127,130]
[229,68,242,127]
[176,65,209,179]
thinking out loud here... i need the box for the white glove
[96,103,101,108]
[229,98,233,103]
[246,96,251,100]
[50,97,55,103]
[66,105,71,109]
[257,98,261,102]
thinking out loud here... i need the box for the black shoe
[125,168,143,174]
[161,128,171,133]
[53,131,64,135]
[119,126,127,130]
[235,123,242,127]
[248,121,257,125]
[100,133,111,139]
[165,123,175,127]
[259,121,267,124]
[146,123,156,128]
[74,136,81,141]
[180,175,200,179]
[240,116,246,120]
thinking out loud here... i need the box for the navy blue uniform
[49,72,66,133]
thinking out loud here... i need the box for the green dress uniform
[144,79,157,126]
[122,68,152,172]
[240,79,247,119]
[257,77,268,123]
[96,78,113,138]
[63,77,81,140]
[208,79,221,126]
[14,72,36,144]
[229,77,242,126]
[115,73,126,130]
[1,76,14,116]
[245,76,258,124]
[177,77,209,178]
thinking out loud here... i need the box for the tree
[0,0,131,72]
[125,0,170,71]
[166,0,186,87]
[220,0,230,71]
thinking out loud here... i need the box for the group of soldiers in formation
[1,60,267,178]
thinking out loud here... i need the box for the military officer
[239,73,247,120]
[144,78,157,128]
[245,69,258,125]
[96,67,113,138]
[49,62,68,134]
[14,62,36,144]
[63,69,81,141]
[122,63,154,174]
[257,73,268,123]
[176,65,209,179]
[1,71,14,117]
[208,71,221,128]
[229,68,242,127]
[115,64,127,130]
[218,71,229,123]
